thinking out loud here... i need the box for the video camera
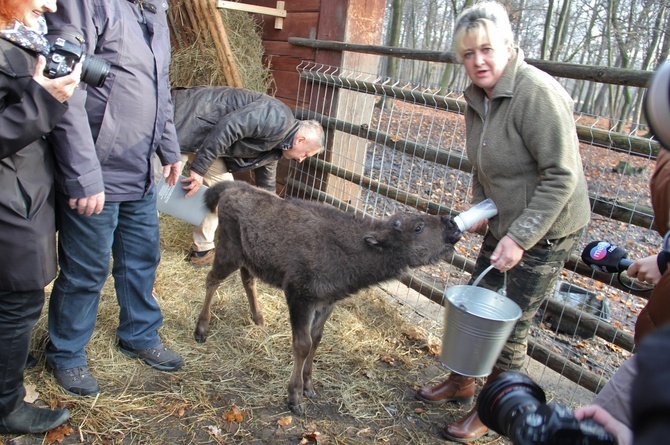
[477,371,616,445]
[645,60,670,149]
[44,35,110,88]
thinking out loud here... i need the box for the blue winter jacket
[45,0,181,201]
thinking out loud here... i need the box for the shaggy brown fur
[194,181,461,415]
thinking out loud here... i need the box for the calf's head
[363,213,461,267]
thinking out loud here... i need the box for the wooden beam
[196,0,243,87]
[274,1,285,30]
[217,1,287,17]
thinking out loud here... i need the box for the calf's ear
[364,235,379,246]
[364,232,391,249]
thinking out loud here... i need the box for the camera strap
[658,231,670,274]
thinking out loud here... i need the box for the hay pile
[167,1,272,93]
[13,215,497,445]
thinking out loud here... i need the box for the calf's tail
[204,181,230,212]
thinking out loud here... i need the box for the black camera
[644,60,670,149]
[478,372,616,445]
[44,36,110,88]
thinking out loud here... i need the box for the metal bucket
[440,266,522,377]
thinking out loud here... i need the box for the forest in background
[381,0,669,126]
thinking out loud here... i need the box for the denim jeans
[46,190,163,370]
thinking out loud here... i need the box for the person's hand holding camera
[574,404,632,445]
[32,54,82,103]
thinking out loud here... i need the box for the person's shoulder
[516,62,572,104]
[0,41,34,77]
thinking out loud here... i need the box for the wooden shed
[168,0,387,193]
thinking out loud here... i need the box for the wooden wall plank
[248,0,321,12]
[260,12,319,41]
[262,41,315,58]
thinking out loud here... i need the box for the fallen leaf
[404,329,424,341]
[427,343,440,356]
[46,424,73,444]
[301,430,329,444]
[23,384,39,403]
[380,355,395,365]
[222,405,246,424]
[277,416,292,427]
[168,402,188,418]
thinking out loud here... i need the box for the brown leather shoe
[415,374,475,404]
[442,406,490,443]
[189,249,215,266]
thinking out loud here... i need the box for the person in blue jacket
[44,0,184,397]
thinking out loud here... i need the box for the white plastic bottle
[453,198,498,232]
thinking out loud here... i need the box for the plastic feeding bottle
[453,198,498,232]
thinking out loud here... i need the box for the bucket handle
[472,264,508,294]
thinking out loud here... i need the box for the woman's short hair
[452,1,515,61]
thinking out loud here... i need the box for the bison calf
[194,181,461,415]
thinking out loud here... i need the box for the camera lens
[81,54,111,88]
[477,371,546,438]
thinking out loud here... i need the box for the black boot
[0,402,70,434]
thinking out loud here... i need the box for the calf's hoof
[193,328,208,343]
[288,401,305,416]
[303,384,317,399]
[251,314,265,327]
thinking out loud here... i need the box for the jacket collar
[464,48,525,118]
[278,121,301,150]
[0,39,35,78]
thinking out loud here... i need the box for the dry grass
[169,7,272,93]
[9,215,507,445]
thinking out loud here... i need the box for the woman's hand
[32,55,82,102]
[491,235,523,272]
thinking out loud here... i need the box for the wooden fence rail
[289,39,657,396]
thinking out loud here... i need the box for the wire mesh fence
[286,60,659,408]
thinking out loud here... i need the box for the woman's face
[461,33,511,97]
[16,0,56,28]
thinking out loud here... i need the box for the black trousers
[0,289,44,416]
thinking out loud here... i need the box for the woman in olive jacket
[415,2,591,442]
[0,0,80,434]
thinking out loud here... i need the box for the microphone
[581,241,634,273]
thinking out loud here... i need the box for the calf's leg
[194,255,239,343]
[239,267,264,327]
[286,298,315,415]
[302,304,334,399]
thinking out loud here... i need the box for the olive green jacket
[463,49,591,250]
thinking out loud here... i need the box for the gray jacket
[172,86,299,191]
[0,40,67,291]
[463,49,591,250]
[45,0,181,201]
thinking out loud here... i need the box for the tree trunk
[541,0,555,59]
